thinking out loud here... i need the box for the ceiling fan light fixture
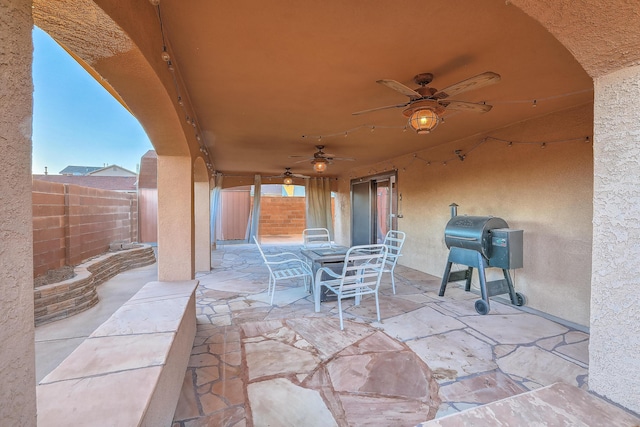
[283,176,293,185]
[312,159,328,173]
[409,108,439,134]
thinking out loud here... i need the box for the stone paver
[170,242,596,426]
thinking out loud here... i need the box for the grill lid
[444,216,509,258]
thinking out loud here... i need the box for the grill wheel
[475,299,489,315]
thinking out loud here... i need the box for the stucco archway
[509,0,640,412]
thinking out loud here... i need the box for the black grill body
[444,216,508,260]
[439,215,525,315]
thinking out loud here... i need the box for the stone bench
[36,279,198,427]
[34,244,157,325]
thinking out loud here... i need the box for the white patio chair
[314,244,388,330]
[302,228,332,249]
[253,236,313,305]
[382,230,406,294]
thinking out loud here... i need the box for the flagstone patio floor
[170,241,610,427]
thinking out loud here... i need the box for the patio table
[301,246,349,311]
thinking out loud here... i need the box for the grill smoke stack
[449,203,458,218]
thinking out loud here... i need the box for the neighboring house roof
[33,175,138,192]
[59,165,102,175]
[88,165,137,177]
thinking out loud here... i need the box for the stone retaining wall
[34,245,156,326]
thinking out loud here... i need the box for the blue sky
[32,27,153,175]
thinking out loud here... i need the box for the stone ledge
[34,244,156,326]
[37,280,198,427]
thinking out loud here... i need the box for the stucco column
[157,155,195,280]
[194,180,211,272]
[590,64,640,413]
[0,0,37,424]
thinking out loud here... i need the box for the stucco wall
[337,103,594,327]
[0,0,37,424]
[590,65,640,413]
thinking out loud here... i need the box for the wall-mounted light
[409,108,440,134]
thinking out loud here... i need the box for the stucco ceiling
[36,0,594,179]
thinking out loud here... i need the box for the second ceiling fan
[353,71,501,134]
[290,145,355,173]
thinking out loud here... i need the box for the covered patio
[2,0,640,425]
[37,242,637,426]
[177,241,598,425]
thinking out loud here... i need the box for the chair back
[383,230,406,266]
[339,244,388,292]
[302,228,332,249]
[253,236,273,271]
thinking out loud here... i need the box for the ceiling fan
[290,145,355,173]
[282,168,309,185]
[353,71,501,134]
[268,167,309,184]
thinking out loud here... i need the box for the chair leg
[338,297,344,330]
[375,292,381,322]
[270,280,276,305]
[391,270,396,294]
[314,282,322,313]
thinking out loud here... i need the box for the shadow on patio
[173,241,598,426]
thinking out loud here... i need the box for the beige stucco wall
[0,0,37,424]
[589,65,640,413]
[337,103,594,327]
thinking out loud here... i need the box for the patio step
[37,279,198,427]
[418,382,640,426]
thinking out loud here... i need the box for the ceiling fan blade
[328,156,356,162]
[352,101,410,116]
[377,79,423,99]
[433,72,501,99]
[292,173,310,179]
[292,157,313,164]
[439,100,493,113]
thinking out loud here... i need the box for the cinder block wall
[257,195,336,236]
[32,180,138,278]
[259,196,306,236]
[32,180,67,276]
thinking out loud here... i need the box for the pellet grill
[439,210,525,315]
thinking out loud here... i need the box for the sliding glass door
[351,172,397,245]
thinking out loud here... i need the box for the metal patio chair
[381,230,406,294]
[253,236,313,305]
[314,244,388,330]
[302,228,333,249]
